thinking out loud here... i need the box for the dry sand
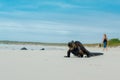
[0,45,120,80]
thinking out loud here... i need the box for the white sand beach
[0,45,120,80]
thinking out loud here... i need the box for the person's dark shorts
[103,42,107,48]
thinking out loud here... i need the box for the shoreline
[0,43,119,52]
[0,39,120,47]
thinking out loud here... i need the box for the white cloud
[55,30,71,35]
[41,2,89,9]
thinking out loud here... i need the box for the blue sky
[0,0,120,43]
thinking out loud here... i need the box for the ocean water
[0,44,66,50]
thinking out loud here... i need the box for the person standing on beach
[102,34,108,51]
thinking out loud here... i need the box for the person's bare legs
[103,47,108,51]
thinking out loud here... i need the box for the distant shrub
[108,38,120,46]
[109,38,119,42]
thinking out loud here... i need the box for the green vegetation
[84,38,120,47]
[108,38,120,47]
